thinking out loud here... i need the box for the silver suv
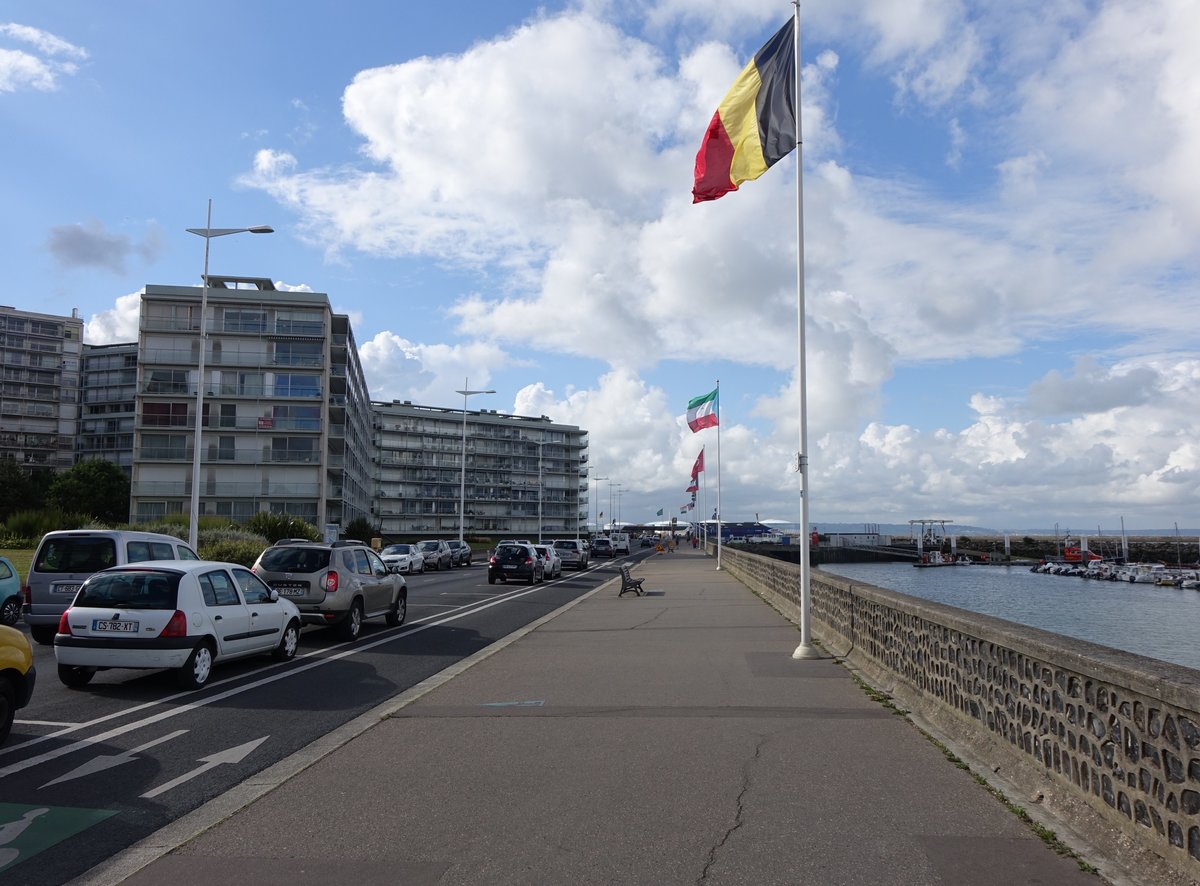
[552,539,589,570]
[251,540,406,641]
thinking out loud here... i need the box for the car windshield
[419,542,440,551]
[76,570,180,609]
[382,545,411,555]
[257,547,331,572]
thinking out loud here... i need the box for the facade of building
[0,305,83,475]
[373,401,589,539]
[78,341,138,474]
[9,291,590,539]
[129,276,372,529]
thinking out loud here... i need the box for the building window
[222,309,267,333]
[274,373,320,398]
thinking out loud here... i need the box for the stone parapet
[716,544,1200,884]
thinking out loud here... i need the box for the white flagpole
[715,378,723,570]
[791,2,819,659]
[702,449,708,551]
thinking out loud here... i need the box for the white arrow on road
[40,730,189,789]
[141,736,268,799]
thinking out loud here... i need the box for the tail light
[22,585,31,605]
[322,571,339,593]
[57,611,72,635]
[161,610,188,638]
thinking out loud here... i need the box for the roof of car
[97,560,248,575]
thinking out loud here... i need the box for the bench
[618,564,644,597]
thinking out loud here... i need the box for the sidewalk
[101,547,1100,885]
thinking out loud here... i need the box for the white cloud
[0,23,86,92]
[84,291,142,345]
[236,2,1200,529]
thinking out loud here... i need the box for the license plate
[502,564,517,570]
[55,583,82,595]
[93,619,138,633]
[276,588,307,597]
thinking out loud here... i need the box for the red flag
[690,448,705,480]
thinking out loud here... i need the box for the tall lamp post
[455,378,494,546]
[185,200,273,550]
[533,438,549,544]
[608,481,621,533]
[591,475,607,534]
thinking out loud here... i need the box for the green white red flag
[686,389,718,432]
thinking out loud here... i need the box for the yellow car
[1,624,36,744]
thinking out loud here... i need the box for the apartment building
[0,305,83,475]
[78,341,138,474]
[373,401,589,539]
[129,276,373,529]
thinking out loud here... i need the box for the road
[0,555,631,885]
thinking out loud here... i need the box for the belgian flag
[692,18,796,203]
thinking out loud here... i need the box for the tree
[0,459,38,522]
[344,516,376,544]
[46,460,131,524]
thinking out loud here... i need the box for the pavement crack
[698,732,766,884]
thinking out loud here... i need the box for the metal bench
[618,564,644,597]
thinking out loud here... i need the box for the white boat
[1120,563,1168,584]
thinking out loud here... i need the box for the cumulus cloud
[0,23,86,92]
[84,291,142,344]
[234,1,1200,528]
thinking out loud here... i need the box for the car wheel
[0,596,20,627]
[272,619,300,661]
[58,664,95,689]
[386,594,407,627]
[30,625,56,647]
[0,681,14,744]
[339,599,364,641]
[177,642,214,690]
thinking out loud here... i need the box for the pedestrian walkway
[97,548,1102,886]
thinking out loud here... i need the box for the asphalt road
[0,556,629,885]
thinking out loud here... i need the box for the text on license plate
[502,565,517,570]
[276,588,306,596]
[93,619,138,632]
[55,584,82,595]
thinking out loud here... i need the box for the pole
[188,200,213,552]
[791,3,820,658]
[459,377,468,547]
[715,379,722,570]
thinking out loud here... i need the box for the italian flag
[686,388,719,432]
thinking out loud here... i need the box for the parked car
[552,539,589,570]
[251,539,407,641]
[446,540,473,566]
[488,543,544,585]
[591,537,614,558]
[23,529,200,646]
[53,561,301,690]
[534,544,562,579]
[0,556,22,627]
[0,624,36,744]
[380,543,425,575]
[417,540,454,571]
[640,536,657,548]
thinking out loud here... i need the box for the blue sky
[3,0,1198,534]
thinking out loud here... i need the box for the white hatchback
[54,561,302,690]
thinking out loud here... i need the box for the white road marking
[141,736,267,799]
[41,729,188,788]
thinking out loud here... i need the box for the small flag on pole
[656,508,664,516]
[690,448,705,479]
[686,389,719,432]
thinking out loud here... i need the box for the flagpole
[791,2,819,659]
[715,379,722,570]
[702,453,708,551]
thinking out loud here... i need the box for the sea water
[818,561,1200,672]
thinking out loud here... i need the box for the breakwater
[715,543,1200,884]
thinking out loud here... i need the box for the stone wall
[715,544,1200,883]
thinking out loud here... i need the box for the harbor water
[817,561,1200,672]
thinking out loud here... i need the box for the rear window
[76,570,180,610]
[495,545,529,561]
[35,537,117,574]
[553,541,574,550]
[257,547,331,572]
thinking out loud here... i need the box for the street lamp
[455,378,494,545]
[608,481,621,533]
[532,438,550,544]
[185,199,273,550]
[591,475,607,534]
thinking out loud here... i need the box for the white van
[23,529,200,645]
[612,532,631,554]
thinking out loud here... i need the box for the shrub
[4,509,93,540]
[344,516,376,544]
[243,512,320,545]
[200,536,270,567]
